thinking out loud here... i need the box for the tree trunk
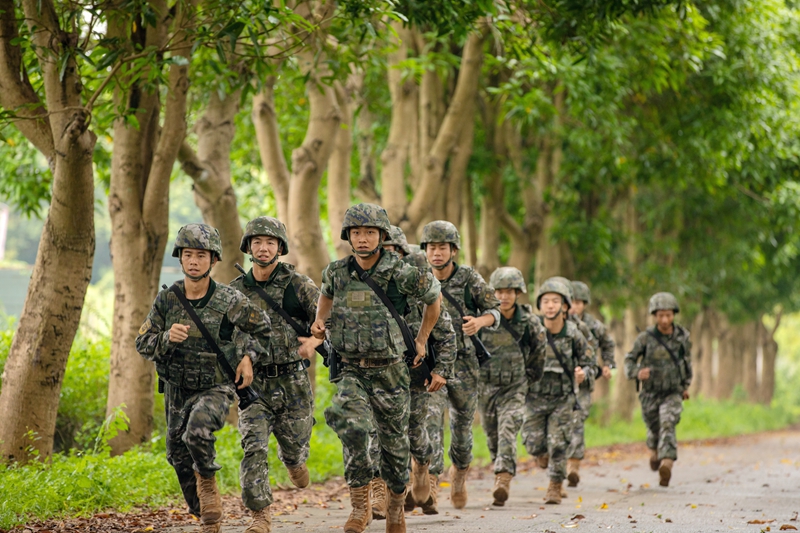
[443,101,475,226]
[476,99,505,278]
[461,172,478,266]
[253,77,291,224]
[688,312,704,399]
[759,317,778,405]
[611,304,645,422]
[328,80,354,259]
[714,315,736,400]
[0,0,96,463]
[741,319,759,402]
[699,309,716,399]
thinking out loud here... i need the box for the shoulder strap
[499,315,522,343]
[645,329,686,377]
[545,331,575,388]
[441,288,466,318]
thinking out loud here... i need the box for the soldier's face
[425,242,455,267]
[250,236,280,262]
[655,309,675,330]
[181,248,215,276]
[540,293,566,319]
[570,300,586,315]
[350,227,381,252]
[495,288,517,311]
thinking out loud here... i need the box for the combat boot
[411,459,431,504]
[537,454,549,469]
[385,487,407,533]
[420,474,439,515]
[449,465,469,509]
[287,464,310,488]
[404,478,415,512]
[545,479,562,505]
[195,472,223,527]
[649,448,660,471]
[370,477,387,520]
[567,458,581,487]
[344,484,372,533]
[245,506,271,533]
[492,472,513,506]
[659,458,673,487]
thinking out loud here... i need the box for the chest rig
[529,320,577,397]
[640,328,686,394]
[480,315,526,386]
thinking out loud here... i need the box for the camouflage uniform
[624,293,692,462]
[385,225,428,270]
[135,224,271,516]
[521,280,593,484]
[421,222,501,475]
[230,217,319,512]
[480,268,546,476]
[322,204,441,496]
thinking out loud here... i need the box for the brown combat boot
[649,448,660,471]
[287,464,310,488]
[411,459,431,504]
[659,458,673,487]
[545,479,562,504]
[345,485,372,533]
[370,477,387,520]
[195,472,223,527]
[404,478,415,512]
[420,474,439,515]
[492,472,513,506]
[567,458,581,487]
[245,506,271,533]
[449,465,469,509]
[385,487,407,533]
[537,454,549,469]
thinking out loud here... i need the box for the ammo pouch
[164,349,219,391]
[533,371,570,396]
[481,357,520,387]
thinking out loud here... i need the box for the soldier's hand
[638,367,651,381]
[461,316,482,336]
[426,372,446,392]
[682,390,690,400]
[235,355,254,389]
[169,324,190,343]
[298,336,324,360]
[311,319,327,339]
[602,365,612,379]
[575,366,586,385]
[413,339,427,365]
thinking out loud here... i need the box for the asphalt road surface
[166,431,800,533]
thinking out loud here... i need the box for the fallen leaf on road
[514,514,538,520]
[599,503,609,510]
[780,526,798,531]
[562,523,579,528]
[571,515,585,520]
[748,520,775,524]
[665,518,673,523]
[440,482,451,487]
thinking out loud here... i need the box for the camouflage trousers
[478,376,527,475]
[325,360,411,494]
[640,391,683,461]
[521,392,574,483]
[239,370,315,511]
[165,382,234,516]
[427,354,479,474]
[567,387,592,460]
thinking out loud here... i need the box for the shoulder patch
[138,318,152,335]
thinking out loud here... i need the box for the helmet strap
[180,258,213,282]
[348,232,384,258]
[430,244,455,270]
[249,241,282,268]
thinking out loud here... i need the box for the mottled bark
[253,76,291,224]
[328,80,354,259]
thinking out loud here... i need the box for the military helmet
[549,276,574,300]
[420,220,461,250]
[649,292,680,315]
[571,281,591,304]
[490,266,527,293]
[172,223,223,259]
[240,216,289,255]
[384,225,412,255]
[536,278,572,310]
[340,203,392,240]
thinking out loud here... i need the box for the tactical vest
[529,320,578,397]
[640,327,687,394]
[480,315,526,387]
[440,266,477,358]
[159,284,236,390]
[328,257,406,358]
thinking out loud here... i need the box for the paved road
[168,431,800,533]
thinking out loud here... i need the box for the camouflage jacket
[439,264,501,360]
[529,318,594,398]
[580,311,616,369]
[321,251,440,359]
[136,280,271,389]
[404,250,430,270]
[568,314,599,391]
[230,262,319,366]
[625,325,692,394]
[480,304,546,387]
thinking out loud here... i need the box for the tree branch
[253,75,291,222]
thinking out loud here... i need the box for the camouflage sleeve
[469,270,501,331]
[135,290,175,362]
[682,329,693,390]
[524,318,546,383]
[320,263,335,299]
[395,261,441,305]
[227,290,272,365]
[624,333,647,380]
[430,308,457,380]
[294,273,321,321]
[595,321,616,368]
[572,328,594,377]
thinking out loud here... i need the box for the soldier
[136,224,272,533]
[421,220,501,510]
[313,204,441,533]
[520,278,593,504]
[383,225,428,270]
[480,267,546,506]
[624,292,692,487]
[565,280,615,487]
[229,217,320,533]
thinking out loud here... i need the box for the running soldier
[314,204,441,533]
[520,278,593,504]
[625,292,692,487]
[479,267,546,506]
[136,224,272,533]
[230,217,320,533]
[566,280,615,487]
[421,220,501,509]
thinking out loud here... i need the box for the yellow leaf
[132,20,137,33]
[600,503,609,510]
[781,459,793,464]
[578,496,582,503]
[143,528,154,532]
[6,138,14,147]
[440,482,451,487]
[691,504,697,509]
